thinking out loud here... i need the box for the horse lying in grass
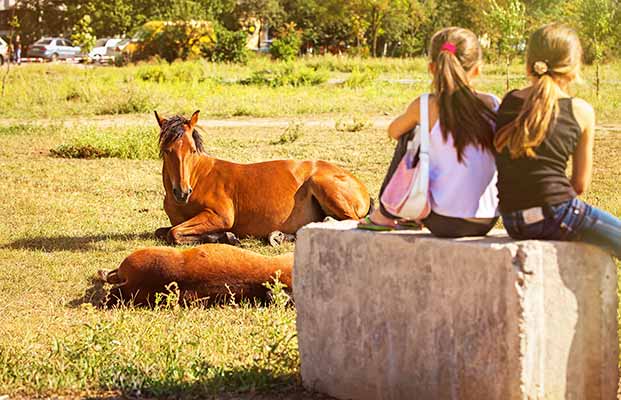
[154,110,371,245]
[99,244,293,308]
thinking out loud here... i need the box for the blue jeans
[502,198,621,258]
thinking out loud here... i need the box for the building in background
[0,0,17,37]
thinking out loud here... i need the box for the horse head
[155,110,205,204]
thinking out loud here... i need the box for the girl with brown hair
[359,27,500,237]
[495,23,621,257]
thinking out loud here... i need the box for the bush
[135,61,207,83]
[342,66,379,88]
[242,65,328,87]
[95,86,156,115]
[130,20,216,63]
[51,127,158,159]
[269,28,301,62]
[271,121,303,144]
[206,28,249,64]
[335,116,372,132]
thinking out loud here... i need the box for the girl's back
[495,89,581,212]
[494,23,621,259]
[426,93,499,218]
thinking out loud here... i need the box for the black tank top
[495,90,582,213]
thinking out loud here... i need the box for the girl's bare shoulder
[571,97,595,131]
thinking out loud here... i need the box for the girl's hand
[388,97,421,140]
[571,98,596,195]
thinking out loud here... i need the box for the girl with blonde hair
[495,23,621,257]
[359,27,500,237]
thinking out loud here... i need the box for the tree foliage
[8,0,621,61]
[71,14,96,54]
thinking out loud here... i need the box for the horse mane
[158,115,205,158]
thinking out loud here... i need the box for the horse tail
[98,269,127,285]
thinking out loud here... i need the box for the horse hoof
[224,232,242,247]
[97,270,109,282]
[268,231,295,247]
[155,227,171,241]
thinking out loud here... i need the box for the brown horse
[99,244,293,307]
[154,110,371,245]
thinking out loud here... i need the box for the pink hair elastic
[440,42,457,55]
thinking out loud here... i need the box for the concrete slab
[294,221,618,400]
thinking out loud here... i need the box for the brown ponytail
[429,27,496,162]
[494,23,583,158]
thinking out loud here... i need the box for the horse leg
[155,227,171,241]
[309,172,371,220]
[200,231,242,246]
[168,210,234,245]
[268,231,296,247]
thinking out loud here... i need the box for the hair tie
[440,42,457,55]
[532,60,550,77]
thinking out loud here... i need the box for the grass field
[2,55,621,122]
[0,56,620,398]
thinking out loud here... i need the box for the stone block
[293,220,618,400]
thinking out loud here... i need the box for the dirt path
[1,115,620,133]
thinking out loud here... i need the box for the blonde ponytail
[495,23,582,158]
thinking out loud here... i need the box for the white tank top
[427,94,499,219]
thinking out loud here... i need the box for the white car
[0,37,8,65]
[88,38,122,60]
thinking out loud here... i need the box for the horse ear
[154,111,165,128]
[189,110,200,129]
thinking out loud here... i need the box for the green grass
[50,126,159,159]
[0,122,386,398]
[1,56,621,398]
[2,56,621,122]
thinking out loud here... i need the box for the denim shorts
[501,197,621,258]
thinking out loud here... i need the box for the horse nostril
[188,187,193,195]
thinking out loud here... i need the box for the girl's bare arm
[571,98,596,195]
[387,97,421,140]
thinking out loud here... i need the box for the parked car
[88,38,122,60]
[106,38,130,57]
[27,37,81,61]
[0,37,7,65]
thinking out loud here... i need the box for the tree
[380,0,427,57]
[578,0,616,97]
[71,14,96,54]
[484,0,527,90]
[234,0,285,47]
[2,15,20,97]
[86,0,134,37]
[352,0,391,57]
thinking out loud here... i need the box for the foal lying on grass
[98,244,293,308]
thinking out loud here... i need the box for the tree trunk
[372,31,378,57]
[506,55,510,91]
[596,62,600,98]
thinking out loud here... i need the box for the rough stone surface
[293,220,618,400]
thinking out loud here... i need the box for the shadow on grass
[68,275,107,308]
[102,366,331,400]
[2,231,156,252]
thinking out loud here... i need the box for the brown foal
[100,244,293,307]
[154,110,371,245]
